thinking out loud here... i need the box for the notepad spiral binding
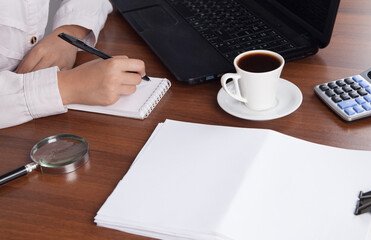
[139,79,171,118]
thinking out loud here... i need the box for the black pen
[58,32,150,81]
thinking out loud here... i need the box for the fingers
[104,56,146,87]
[121,59,146,77]
[23,58,53,73]
[15,54,42,74]
[108,56,146,78]
[113,55,129,60]
[16,33,78,73]
[17,57,59,73]
[118,72,143,86]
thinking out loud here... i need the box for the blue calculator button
[345,107,356,115]
[359,81,370,88]
[364,95,371,102]
[356,97,366,104]
[354,105,364,113]
[338,99,357,109]
[353,75,364,82]
[366,87,371,94]
[362,102,371,111]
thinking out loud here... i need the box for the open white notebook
[68,77,171,119]
[95,120,371,240]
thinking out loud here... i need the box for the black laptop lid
[112,0,340,84]
[265,0,340,48]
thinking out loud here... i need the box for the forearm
[50,25,90,41]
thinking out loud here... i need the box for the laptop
[112,0,340,85]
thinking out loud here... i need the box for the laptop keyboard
[166,0,296,62]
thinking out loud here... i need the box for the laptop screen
[267,0,340,48]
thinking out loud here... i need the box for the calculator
[314,68,371,121]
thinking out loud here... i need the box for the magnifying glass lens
[33,138,87,167]
[1,134,89,186]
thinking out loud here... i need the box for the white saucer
[217,78,302,121]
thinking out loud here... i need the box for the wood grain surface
[1,0,371,239]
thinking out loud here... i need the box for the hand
[57,56,146,106]
[15,25,90,73]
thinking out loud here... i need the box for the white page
[96,120,272,238]
[220,131,371,240]
[96,120,371,240]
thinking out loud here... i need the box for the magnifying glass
[0,134,89,186]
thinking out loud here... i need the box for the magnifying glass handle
[0,162,38,186]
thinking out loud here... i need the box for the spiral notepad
[67,77,171,119]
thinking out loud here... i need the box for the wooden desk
[1,0,371,239]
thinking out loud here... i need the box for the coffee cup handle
[221,73,247,103]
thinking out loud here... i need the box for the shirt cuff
[52,0,113,46]
[23,66,67,119]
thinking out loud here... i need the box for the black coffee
[237,52,282,73]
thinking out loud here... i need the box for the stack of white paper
[95,120,371,240]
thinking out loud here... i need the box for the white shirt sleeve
[0,67,67,129]
[0,0,112,129]
[52,0,113,46]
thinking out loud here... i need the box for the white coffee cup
[221,50,284,111]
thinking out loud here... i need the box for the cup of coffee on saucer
[218,50,302,120]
